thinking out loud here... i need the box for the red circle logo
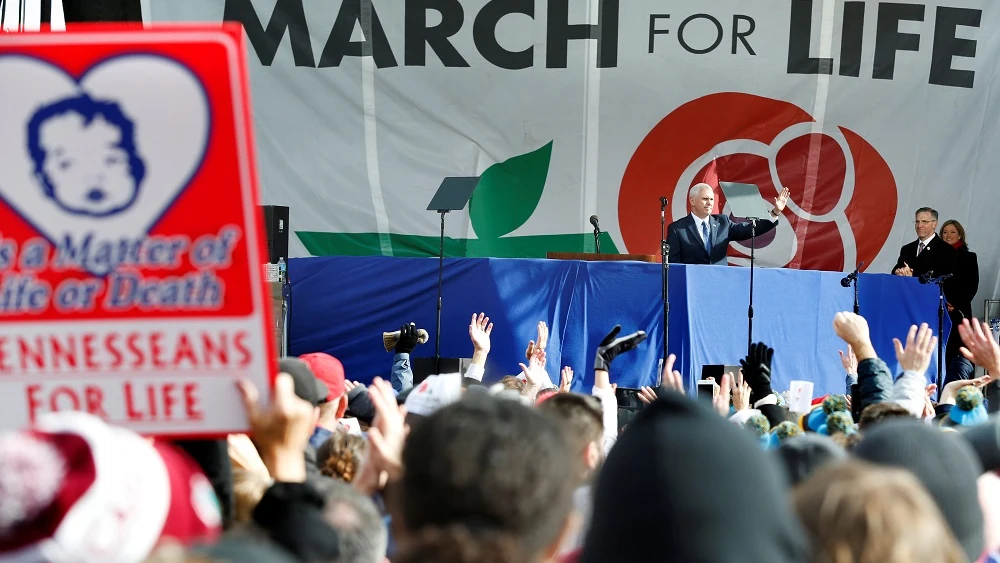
[619,93,896,271]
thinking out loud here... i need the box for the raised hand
[469,312,493,353]
[366,377,406,482]
[740,342,775,404]
[238,373,315,482]
[894,263,913,277]
[773,187,791,213]
[638,386,659,405]
[594,325,647,373]
[525,321,550,360]
[959,319,1000,374]
[893,323,936,374]
[833,312,877,361]
[519,348,552,389]
[559,366,573,393]
[395,322,420,354]
[939,375,992,405]
[838,346,858,375]
[659,353,684,392]
[712,373,733,417]
[731,369,751,411]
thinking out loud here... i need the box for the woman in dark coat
[941,220,979,383]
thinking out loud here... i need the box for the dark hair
[400,394,574,560]
[538,393,604,480]
[316,480,388,563]
[940,220,968,248]
[317,431,367,484]
[915,207,939,221]
[859,402,914,430]
[26,94,145,216]
[395,526,520,563]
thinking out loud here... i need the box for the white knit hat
[0,412,221,563]
[404,373,463,417]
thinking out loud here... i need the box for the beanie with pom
[945,387,989,428]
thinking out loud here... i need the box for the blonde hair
[794,461,965,563]
[232,468,271,524]
[317,430,368,484]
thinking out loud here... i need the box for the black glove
[396,322,419,354]
[740,342,775,404]
[594,325,647,372]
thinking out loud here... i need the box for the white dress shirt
[691,214,711,244]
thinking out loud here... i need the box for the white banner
[153,0,1000,313]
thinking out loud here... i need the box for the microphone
[840,262,865,287]
[919,270,935,284]
[590,215,602,254]
[660,196,668,209]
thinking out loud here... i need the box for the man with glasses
[892,207,956,281]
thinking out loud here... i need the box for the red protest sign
[0,25,274,436]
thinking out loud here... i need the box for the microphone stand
[852,275,859,315]
[841,262,865,315]
[926,274,952,392]
[747,218,757,352]
[593,226,601,254]
[435,210,447,374]
[660,197,669,371]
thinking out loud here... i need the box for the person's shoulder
[669,215,691,229]
[934,238,957,253]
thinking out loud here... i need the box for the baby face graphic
[28,95,145,217]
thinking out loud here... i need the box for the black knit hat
[854,419,984,560]
[960,414,1000,472]
[775,434,847,486]
[580,391,808,563]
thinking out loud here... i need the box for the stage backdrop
[153,0,1000,312]
[288,257,949,397]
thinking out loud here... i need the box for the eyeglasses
[914,220,936,225]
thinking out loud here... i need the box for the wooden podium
[546,252,659,263]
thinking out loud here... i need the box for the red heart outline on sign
[619,93,897,272]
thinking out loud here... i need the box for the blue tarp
[289,257,948,397]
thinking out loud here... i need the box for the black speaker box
[260,205,289,263]
[412,357,471,385]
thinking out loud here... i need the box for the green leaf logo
[295,139,622,258]
[469,141,552,239]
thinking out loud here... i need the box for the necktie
[917,241,925,256]
[703,222,711,254]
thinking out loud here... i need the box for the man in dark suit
[667,183,790,265]
[892,207,956,281]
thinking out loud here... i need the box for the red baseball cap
[299,352,346,401]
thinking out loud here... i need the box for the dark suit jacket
[892,236,957,281]
[667,214,778,265]
[949,245,979,320]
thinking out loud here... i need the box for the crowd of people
[3,297,1000,563]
